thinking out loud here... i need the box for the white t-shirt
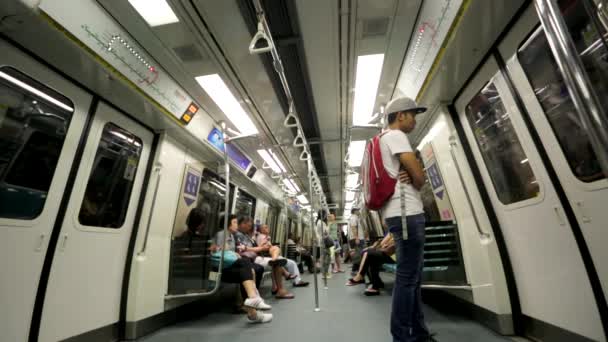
[348,214,365,240]
[379,129,424,219]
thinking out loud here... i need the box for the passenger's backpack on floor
[361,132,398,211]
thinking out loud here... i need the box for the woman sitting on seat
[345,233,396,296]
[201,211,272,323]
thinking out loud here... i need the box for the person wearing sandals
[345,233,396,296]
[258,224,309,289]
[235,216,295,299]
[206,212,272,323]
[328,213,345,273]
[315,209,332,279]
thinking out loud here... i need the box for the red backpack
[361,132,397,211]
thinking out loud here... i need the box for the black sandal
[346,278,365,286]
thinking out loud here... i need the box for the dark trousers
[360,249,394,289]
[221,258,263,299]
[300,253,314,272]
[386,214,428,342]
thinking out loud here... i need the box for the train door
[0,41,91,342]
[499,0,608,306]
[38,102,153,341]
[455,57,603,340]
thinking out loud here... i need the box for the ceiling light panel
[352,54,384,125]
[195,74,258,135]
[348,140,367,167]
[128,0,180,27]
[283,179,300,194]
[297,195,309,205]
[257,149,286,174]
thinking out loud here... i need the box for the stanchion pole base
[314,308,321,312]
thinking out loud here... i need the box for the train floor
[135,270,526,342]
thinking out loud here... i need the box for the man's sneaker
[244,297,272,310]
[247,311,273,324]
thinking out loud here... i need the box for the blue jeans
[386,214,428,342]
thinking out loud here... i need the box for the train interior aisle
[136,272,523,342]
[1,0,608,341]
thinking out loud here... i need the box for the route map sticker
[40,0,200,123]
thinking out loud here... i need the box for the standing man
[380,97,429,342]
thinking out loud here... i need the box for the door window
[78,122,142,228]
[518,0,607,183]
[234,189,256,219]
[465,82,540,204]
[0,67,74,220]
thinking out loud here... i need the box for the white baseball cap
[384,96,427,116]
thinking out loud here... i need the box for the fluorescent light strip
[0,71,73,112]
[270,151,287,173]
[257,149,283,174]
[128,0,180,27]
[348,140,367,167]
[283,178,299,194]
[297,194,309,205]
[195,74,258,135]
[352,54,385,125]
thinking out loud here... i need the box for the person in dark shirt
[234,216,294,299]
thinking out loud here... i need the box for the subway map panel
[395,0,463,100]
[39,0,197,122]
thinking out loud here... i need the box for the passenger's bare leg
[335,254,343,272]
[269,245,281,260]
[242,279,258,299]
[273,266,293,297]
[352,252,368,282]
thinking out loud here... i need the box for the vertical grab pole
[218,122,232,285]
[308,158,320,312]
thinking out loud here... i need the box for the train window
[518,0,607,183]
[0,66,74,220]
[195,170,234,238]
[78,122,142,228]
[465,82,540,205]
[234,189,256,219]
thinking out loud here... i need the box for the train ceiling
[3,0,528,214]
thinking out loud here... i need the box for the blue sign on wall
[183,170,200,206]
[427,163,443,190]
[207,128,252,171]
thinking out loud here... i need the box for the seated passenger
[288,235,315,274]
[345,233,396,296]
[258,224,309,288]
[189,211,272,323]
[234,217,295,299]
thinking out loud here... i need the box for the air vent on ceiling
[172,44,205,62]
[362,17,390,38]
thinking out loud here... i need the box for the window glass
[78,123,142,228]
[0,67,74,220]
[195,170,234,239]
[465,82,540,204]
[234,189,256,219]
[518,0,607,182]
